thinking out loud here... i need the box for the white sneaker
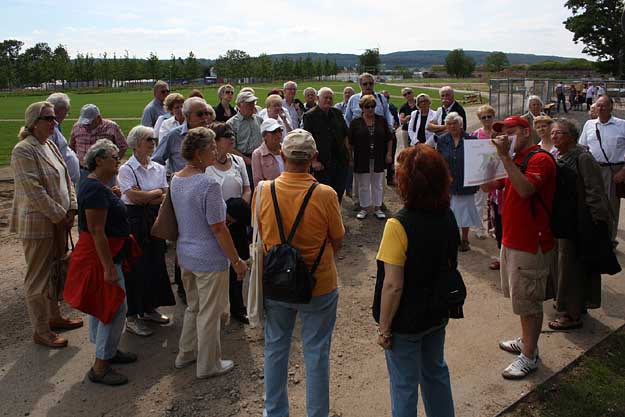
[198,360,234,378]
[502,354,539,380]
[374,210,386,220]
[498,337,523,354]
[139,309,170,324]
[126,318,154,337]
[475,229,488,240]
[356,210,368,220]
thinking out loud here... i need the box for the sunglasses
[103,154,121,161]
[223,132,235,139]
[195,111,211,117]
[146,137,158,142]
[363,105,376,109]
[161,89,170,94]
[38,115,56,122]
[224,91,234,95]
[403,92,413,97]
[480,115,494,120]
[361,82,374,86]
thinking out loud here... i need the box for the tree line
[0,40,206,89]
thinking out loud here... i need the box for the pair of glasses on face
[38,115,56,122]
[222,132,235,139]
[161,89,170,94]
[403,92,413,97]
[363,105,376,109]
[224,91,234,95]
[104,154,121,161]
[361,82,374,87]
[145,137,157,142]
[480,115,494,121]
[196,111,211,117]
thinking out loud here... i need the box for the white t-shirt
[118,154,168,205]
[205,154,250,201]
[42,141,70,210]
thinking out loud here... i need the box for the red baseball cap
[492,116,530,133]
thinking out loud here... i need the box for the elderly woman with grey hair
[407,93,437,146]
[155,92,185,140]
[436,112,480,251]
[549,118,612,331]
[522,95,545,144]
[11,101,82,349]
[66,139,138,385]
[170,127,247,378]
[262,94,293,139]
[303,86,318,113]
[215,84,237,122]
[117,126,175,337]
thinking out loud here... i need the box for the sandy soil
[1,107,625,417]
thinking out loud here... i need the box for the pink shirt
[471,127,492,139]
[252,142,283,184]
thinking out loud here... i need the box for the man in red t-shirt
[483,116,556,380]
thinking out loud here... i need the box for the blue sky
[1,0,590,60]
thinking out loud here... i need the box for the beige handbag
[247,181,265,328]
[151,187,178,241]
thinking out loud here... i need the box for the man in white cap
[252,119,284,184]
[141,80,169,127]
[70,103,128,186]
[227,91,264,187]
[253,128,344,417]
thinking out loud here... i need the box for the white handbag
[247,181,265,328]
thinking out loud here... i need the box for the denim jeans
[384,326,455,417]
[89,264,128,360]
[263,290,339,417]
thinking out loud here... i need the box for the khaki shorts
[500,245,554,316]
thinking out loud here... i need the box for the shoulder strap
[594,125,612,167]
[128,164,142,189]
[519,148,556,217]
[270,181,318,244]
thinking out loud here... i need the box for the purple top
[170,173,228,272]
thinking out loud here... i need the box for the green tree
[0,39,23,88]
[22,42,54,85]
[51,45,71,87]
[145,52,160,81]
[485,51,509,72]
[564,0,625,77]
[213,49,249,80]
[254,53,274,80]
[184,51,202,79]
[563,0,625,77]
[444,49,475,78]
[358,48,381,74]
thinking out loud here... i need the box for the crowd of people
[9,73,625,416]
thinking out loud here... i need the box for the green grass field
[0,81,452,165]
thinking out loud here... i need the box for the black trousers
[386,134,398,183]
[314,162,348,203]
[226,198,251,316]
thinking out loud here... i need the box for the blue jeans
[384,326,455,417]
[263,290,339,417]
[89,264,128,360]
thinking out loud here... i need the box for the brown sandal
[548,316,583,331]
[50,317,84,331]
[33,332,68,348]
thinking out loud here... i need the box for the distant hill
[227,50,574,70]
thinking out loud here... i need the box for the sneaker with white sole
[126,318,154,337]
[175,352,197,369]
[139,309,170,324]
[374,210,386,220]
[499,337,523,354]
[356,210,368,220]
[197,359,234,378]
[502,354,539,380]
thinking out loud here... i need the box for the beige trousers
[22,233,66,335]
[178,268,229,377]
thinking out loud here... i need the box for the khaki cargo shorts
[500,245,554,316]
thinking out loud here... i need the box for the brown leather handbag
[151,188,178,241]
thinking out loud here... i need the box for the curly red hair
[395,144,451,210]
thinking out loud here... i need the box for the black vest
[373,207,460,334]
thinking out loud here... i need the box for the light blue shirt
[170,174,228,273]
[49,125,80,184]
[344,92,394,130]
[151,123,188,173]
[141,98,166,127]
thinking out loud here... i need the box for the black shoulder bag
[263,181,327,304]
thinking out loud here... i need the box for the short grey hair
[439,86,454,96]
[153,80,168,94]
[318,87,334,97]
[416,93,432,104]
[343,86,355,94]
[127,125,154,149]
[358,73,374,84]
[181,127,216,161]
[304,87,317,97]
[552,118,580,143]
[444,111,464,127]
[182,97,208,117]
[84,139,119,172]
[47,92,70,109]
[527,95,543,107]
[283,81,297,90]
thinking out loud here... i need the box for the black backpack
[263,181,327,304]
[519,149,578,240]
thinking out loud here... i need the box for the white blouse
[205,154,250,201]
[118,155,168,205]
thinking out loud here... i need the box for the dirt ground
[2,107,625,417]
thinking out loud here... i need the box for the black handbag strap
[270,181,326,274]
[595,125,617,173]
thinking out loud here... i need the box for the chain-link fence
[489,78,625,118]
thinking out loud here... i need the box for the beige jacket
[10,135,77,239]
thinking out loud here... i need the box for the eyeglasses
[38,115,56,122]
[195,111,211,117]
[146,137,158,142]
[363,105,376,109]
[104,154,121,161]
[160,89,170,94]
[361,82,374,86]
[403,92,413,97]
[551,130,569,136]
[224,91,234,95]
[480,115,494,120]
[222,132,235,139]
[417,101,429,105]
